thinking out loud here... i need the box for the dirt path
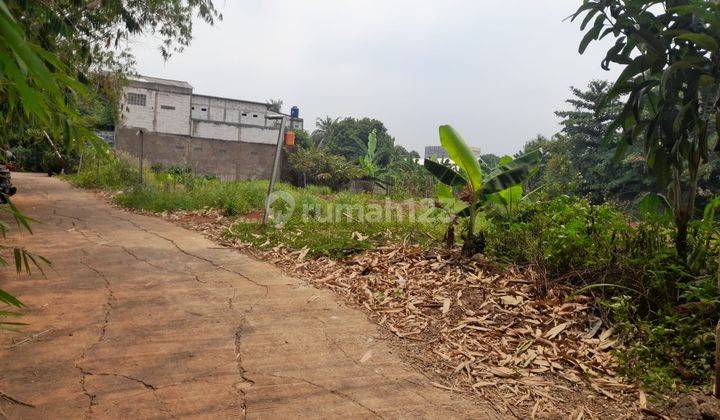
[0,173,499,419]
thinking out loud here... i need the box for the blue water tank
[290,106,300,118]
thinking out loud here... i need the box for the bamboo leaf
[0,288,23,307]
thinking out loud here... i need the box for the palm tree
[266,99,283,113]
[310,116,337,149]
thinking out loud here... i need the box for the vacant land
[63,164,653,417]
[0,173,500,418]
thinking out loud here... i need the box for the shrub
[69,152,139,189]
[288,148,364,190]
[482,196,720,389]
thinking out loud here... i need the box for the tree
[573,0,720,258]
[556,81,628,198]
[0,0,218,326]
[479,153,501,172]
[288,148,364,190]
[0,0,92,327]
[357,130,383,178]
[522,134,582,197]
[323,118,396,165]
[310,116,338,149]
[385,152,436,197]
[293,129,312,149]
[6,0,220,70]
[537,82,651,201]
[4,0,221,147]
[267,99,283,113]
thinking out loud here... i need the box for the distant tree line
[289,117,433,196]
[479,81,720,208]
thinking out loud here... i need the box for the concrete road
[0,173,498,419]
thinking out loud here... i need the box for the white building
[424,145,481,160]
[114,75,303,180]
[119,75,303,144]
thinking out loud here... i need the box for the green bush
[288,148,365,190]
[482,196,719,389]
[114,177,269,213]
[69,152,139,189]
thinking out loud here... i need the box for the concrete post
[137,129,144,185]
[262,117,286,225]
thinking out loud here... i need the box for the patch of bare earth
[141,208,659,418]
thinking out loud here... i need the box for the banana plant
[356,129,389,190]
[424,125,541,251]
[485,154,543,216]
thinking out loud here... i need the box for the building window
[161,105,175,110]
[242,113,247,116]
[253,114,258,118]
[127,92,146,106]
[201,107,207,111]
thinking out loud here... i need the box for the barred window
[127,92,146,106]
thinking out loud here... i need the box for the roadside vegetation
[3,0,720,414]
[70,127,720,399]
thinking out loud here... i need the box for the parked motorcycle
[0,165,17,204]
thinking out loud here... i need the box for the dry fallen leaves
[159,209,641,418]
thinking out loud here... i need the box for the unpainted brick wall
[115,128,282,181]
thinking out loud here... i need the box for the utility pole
[262,116,286,225]
[137,129,144,185]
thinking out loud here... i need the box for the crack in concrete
[51,208,83,222]
[106,211,273,322]
[75,259,116,419]
[77,368,157,391]
[74,366,180,419]
[102,212,272,417]
[0,391,35,408]
[234,323,253,418]
[319,319,443,408]
[249,371,385,419]
[108,212,269,294]
[61,213,207,286]
[72,258,178,419]
[79,260,115,348]
[52,194,267,418]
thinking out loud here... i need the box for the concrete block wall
[120,87,191,136]
[118,77,303,181]
[155,92,191,135]
[191,95,269,127]
[241,126,280,145]
[192,120,239,142]
[120,87,155,131]
[115,128,281,181]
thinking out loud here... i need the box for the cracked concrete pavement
[0,173,500,419]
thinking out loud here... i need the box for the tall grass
[68,152,339,215]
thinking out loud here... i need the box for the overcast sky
[131,0,620,156]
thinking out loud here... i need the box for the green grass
[66,153,332,215]
[68,154,720,394]
[66,154,444,257]
[226,218,444,258]
[113,179,269,214]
